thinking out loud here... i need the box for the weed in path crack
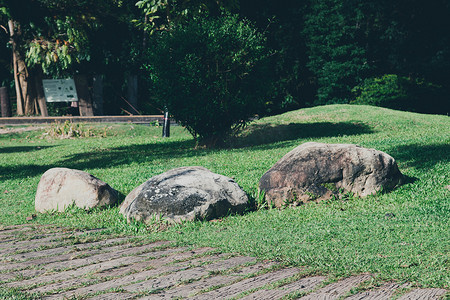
[167,248,222,265]
[195,283,228,296]
[281,290,310,299]
[42,277,104,296]
[230,270,307,299]
[81,287,134,300]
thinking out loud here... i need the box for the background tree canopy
[0,0,448,119]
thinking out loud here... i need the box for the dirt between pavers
[0,225,447,300]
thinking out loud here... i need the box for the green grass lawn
[0,104,449,290]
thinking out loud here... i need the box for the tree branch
[0,25,8,34]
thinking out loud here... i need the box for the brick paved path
[0,225,447,299]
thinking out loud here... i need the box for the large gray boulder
[35,168,118,213]
[259,142,403,208]
[120,166,248,223]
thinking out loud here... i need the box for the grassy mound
[0,104,448,288]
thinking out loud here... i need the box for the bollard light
[162,109,170,138]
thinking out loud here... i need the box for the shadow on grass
[0,145,55,154]
[390,143,449,170]
[60,121,375,170]
[0,164,50,181]
[59,139,200,172]
[401,175,418,185]
[228,121,374,148]
[61,122,373,170]
[0,139,203,181]
[116,191,127,206]
[1,121,374,181]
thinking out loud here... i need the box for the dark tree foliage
[300,0,450,113]
[1,0,147,115]
[240,0,314,115]
[0,8,11,88]
[376,0,450,114]
[144,14,272,146]
[1,0,449,117]
[303,0,373,104]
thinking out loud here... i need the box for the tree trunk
[9,20,24,115]
[8,19,37,115]
[74,74,94,116]
[0,87,12,117]
[17,54,37,115]
[92,75,103,116]
[34,68,48,117]
[126,74,139,114]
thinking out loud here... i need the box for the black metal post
[0,87,11,117]
[162,109,170,137]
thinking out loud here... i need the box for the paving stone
[0,237,16,243]
[28,241,168,279]
[397,288,447,300]
[241,276,326,299]
[1,237,129,264]
[0,226,52,243]
[28,276,96,295]
[0,232,32,241]
[2,240,169,284]
[14,256,149,291]
[44,267,179,300]
[25,247,187,294]
[0,225,35,235]
[0,238,131,272]
[0,228,110,253]
[0,233,53,246]
[87,292,136,300]
[346,282,400,300]
[141,262,278,299]
[125,266,210,293]
[172,254,255,273]
[0,247,112,274]
[143,274,233,299]
[37,240,171,272]
[0,272,18,283]
[1,225,447,300]
[170,253,229,268]
[93,247,187,278]
[191,267,302,300]
[299,274,373,300]
[0,238,127,262]
[45,247,215,299]
[0,235,74,255]
[0,226,103,240]
[123,256,256,293]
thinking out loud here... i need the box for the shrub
[144,14,272,147]
[351,74,408,109]
[42,121,109,139]
[351,74,449,114]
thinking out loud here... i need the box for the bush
[351,74,408,109]
[42,121,109,139]
[144,14,272,146]
[351,74,449,114]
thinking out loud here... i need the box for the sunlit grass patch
[0,104,448,288]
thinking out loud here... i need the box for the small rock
[35,168,118,213]
[26,214,36,221]
[120,166,248,223]
[385,213,396,219]
[259,142,404,208]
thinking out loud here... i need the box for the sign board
[42,79,78,102]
